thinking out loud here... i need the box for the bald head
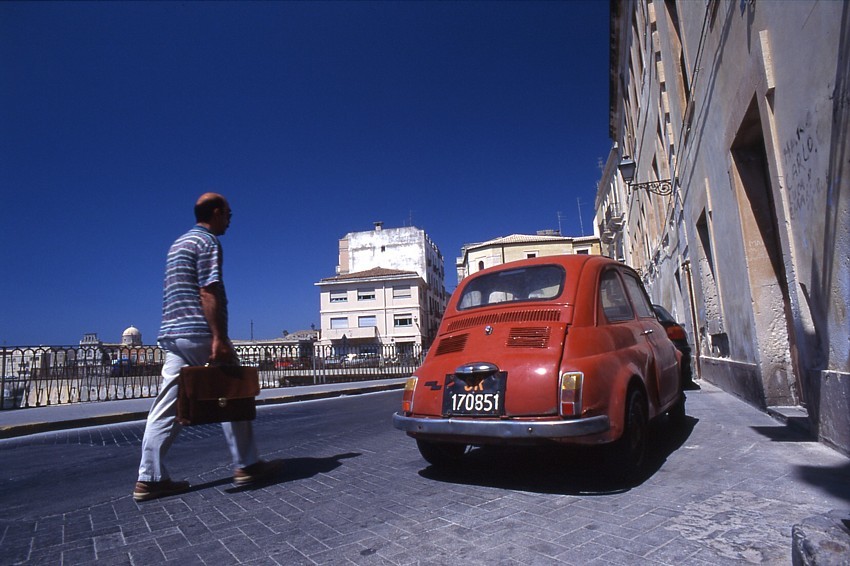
[194,193,227,223]
[194,193,231,235]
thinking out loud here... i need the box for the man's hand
[210,337,238,365]
[200,282,236,364]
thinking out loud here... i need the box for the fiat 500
[393,255,685,478]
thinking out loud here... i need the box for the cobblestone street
[1,383,848,565]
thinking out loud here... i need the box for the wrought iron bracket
[628,179,673,196]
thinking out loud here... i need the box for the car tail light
[401,376,417,414]
[559,372,583,417]
[666,324,687,341]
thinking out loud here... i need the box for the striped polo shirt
[157,225,227,341]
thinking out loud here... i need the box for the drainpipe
[682,259,702,379]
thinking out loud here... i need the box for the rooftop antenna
[557,211,563,235]
[250,319,254,341]
[577,198,585,235]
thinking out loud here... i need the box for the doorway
[730,97,802,406]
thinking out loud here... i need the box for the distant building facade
[598,1,850,454]
[232,329,319,365]
[317,224,447,353]
[456,232,602,283]
[77,326,158,368]
[316,267,429,357]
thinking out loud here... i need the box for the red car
[393,255,685,478]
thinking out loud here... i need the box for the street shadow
[793,460,850,506]
[229,453,361,492]
[750,422,816,443]
[419,416,698,495]
[185,453,362,494]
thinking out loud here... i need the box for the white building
[317,223,447,353]
[456,231,602,283]
[316,267,428,357]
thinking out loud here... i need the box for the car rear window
[457,264,566,310]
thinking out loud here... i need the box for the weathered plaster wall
[604,0,850,452]
[817,371,850,455]
[349,227,429,280]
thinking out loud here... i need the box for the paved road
[1,381,848,565]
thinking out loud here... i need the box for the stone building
[232,329,319,366]
[597,0,850,454]
[78,326,159,367]
[456,231,601,283]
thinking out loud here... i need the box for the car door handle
[642,329,654,336]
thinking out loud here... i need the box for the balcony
[605,205,625,231]
[322,327,378,341]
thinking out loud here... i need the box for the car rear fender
[600,362,646,440]
[605,375,648,440]
[566,352,644,442]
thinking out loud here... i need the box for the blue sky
[0,1,611,346]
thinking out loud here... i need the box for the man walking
[134,193,280,502]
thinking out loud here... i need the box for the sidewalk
[0,377,408,439]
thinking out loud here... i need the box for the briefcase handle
[205,361,242,368]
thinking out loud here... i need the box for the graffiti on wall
[781,109,827,222]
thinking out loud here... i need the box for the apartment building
[598,0,850,454]
[316,223,447,353]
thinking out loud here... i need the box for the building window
[357,289,375,301]
[393,286,411,299]
[526,252,537,259]
[478,260,485,271]
[576,249,589,255]
[394,314,413,327]
[330,291,347,303]
[330,317,348,329]
[358,315,377,327]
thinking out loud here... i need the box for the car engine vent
[507,327,551,348]
[435,334,469,356]
[445,309,561,333]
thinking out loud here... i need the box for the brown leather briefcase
[176,365,260,426]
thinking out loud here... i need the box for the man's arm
[200,282,236,364]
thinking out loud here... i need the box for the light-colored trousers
[137,337,259,482]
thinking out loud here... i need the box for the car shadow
[419,416,698,495]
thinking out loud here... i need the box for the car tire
[416,439,468,467]
[609,388,648,480]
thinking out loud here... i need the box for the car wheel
[416,439,468,467]
[609,388,648,479]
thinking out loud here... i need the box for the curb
[0,382,405,440]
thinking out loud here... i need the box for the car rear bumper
[392,412,610,439]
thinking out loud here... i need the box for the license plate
[442,372,507,416]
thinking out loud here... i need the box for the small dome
[121,326,142,346]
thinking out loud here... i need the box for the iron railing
[0,343,423,410]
